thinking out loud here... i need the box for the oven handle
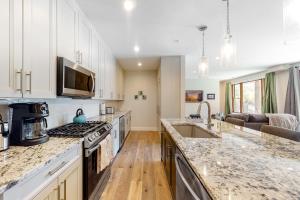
[85,143,100,157]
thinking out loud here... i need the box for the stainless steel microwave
[57,57,95,98]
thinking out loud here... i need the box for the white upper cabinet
[0,0,124,100]
[0,0,22,98]
[78,12,91,68]
[22,0,56,98]
[57,0,77,63]
[98,39,106,99]
[91,31,100,98]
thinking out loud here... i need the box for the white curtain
[284,66,300,121]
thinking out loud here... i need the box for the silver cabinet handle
[59,180,66,200]
[15,69,22,92]
[25,71,32,93]
[48,161,67,176]
[175,154,201,200]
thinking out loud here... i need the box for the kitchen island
[161,119,300,200]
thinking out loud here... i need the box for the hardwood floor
[100,131,172,200]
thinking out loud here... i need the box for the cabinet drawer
[3,143,81,200]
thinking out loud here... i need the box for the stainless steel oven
[83,125,112,200]
[57,57,95,98]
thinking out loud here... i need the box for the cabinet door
[103,47,112,99]
[78,13,91,68]
[32,178,59,200]
[23,0,56,98]
[98,40,105,99]
[58,157,82,200]
[91,32,100,98]
[57,0,77,62]
[0,0,22,98]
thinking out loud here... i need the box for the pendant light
[198,25,209,76]
[221,0,237,68]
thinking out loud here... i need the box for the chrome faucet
[197,101,214,128]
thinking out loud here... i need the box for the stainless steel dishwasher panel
[175,148,211,200]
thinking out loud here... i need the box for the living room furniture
[225,117,245,127]
[260,125,300,142]
[225,113,269,131]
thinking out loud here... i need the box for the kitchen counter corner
[0,137,83,194]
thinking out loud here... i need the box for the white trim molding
[131,127,158,131]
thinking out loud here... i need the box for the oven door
[57,57,95,97]
[83,143,102,200]
[83,141,112,200]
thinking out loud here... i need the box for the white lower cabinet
[32,178,59,200]
[32,157,82,200]
[2,144,82,200]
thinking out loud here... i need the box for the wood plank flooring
[100,131,172,200]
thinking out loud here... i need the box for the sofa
[225,113,269,131]
[261,125,300,142]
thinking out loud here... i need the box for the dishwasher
[175,148,211,200]
[119,116,125,149]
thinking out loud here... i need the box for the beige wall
[160,56,182,118]
[219,81,226,113]
[121,70,158,131]
[185,78,220,118]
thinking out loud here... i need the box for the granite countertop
[161,119,300,200]
[0,137,82,193]
[89,110,131,123]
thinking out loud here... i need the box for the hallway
[100,131,172,200]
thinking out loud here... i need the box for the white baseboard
[131,127,158,131]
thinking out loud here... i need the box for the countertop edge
[0,138,83,194]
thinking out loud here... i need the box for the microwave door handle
[175,154,201,200]
[90,73,95,93]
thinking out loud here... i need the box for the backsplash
[0,98,121,129]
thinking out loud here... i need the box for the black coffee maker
[9,102,49,146]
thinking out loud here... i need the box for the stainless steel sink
[172,124,218,138]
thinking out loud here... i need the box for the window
[232,80,263,113]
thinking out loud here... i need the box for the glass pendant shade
[220,33,237,68]
[198,56,209,76]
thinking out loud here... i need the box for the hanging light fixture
[220,0,237,68]
[198,25,209,76]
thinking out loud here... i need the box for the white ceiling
[77,0,300,79]
[118,57,160,71]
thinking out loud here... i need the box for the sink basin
[172,124,218,138]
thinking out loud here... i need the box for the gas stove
[47,121,112,148]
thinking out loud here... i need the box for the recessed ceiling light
[216,57,220,60]
[134,45,140,53]
[124,0,135,12]
[138,62,142,67]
